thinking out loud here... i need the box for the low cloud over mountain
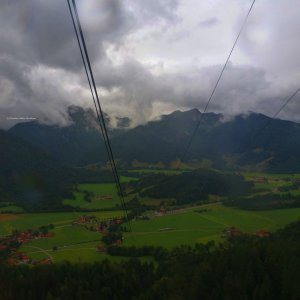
[0,0,300,129]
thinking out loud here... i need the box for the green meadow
[0,210,125,236]
[123,204,300,248]
[1,170,300,262]
[0,205,24,213]
[63,176,136,209]
[21,241,127,263]
[0,210,125,263]
[63,183,119,209]
[128,169,182,175]
[19,227,105,263]
[2,202,300,262]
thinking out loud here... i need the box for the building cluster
[98,217,123,233]
[16,231,54,244]
[73,215,123,232]
[73,215,97,225]
[224,227,270,239]
[6,252,52,266]
[0,227,54,266]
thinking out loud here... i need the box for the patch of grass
[242,172,300,179]
[120,176,138,183]
[0,205,24,213]
[123,204,300,248]
[63,183,119,209]
[21,226,101,250]
[64,177,136,209]
[140,198,164,206]
[242,172,300,197]
[23,244,126,263]
[128,169,182,175]
[0,210,125,236]
[12,210,125,262]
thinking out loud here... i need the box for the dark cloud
[0,0,299,129]
[0,0,134,71]
[0,0,180,128]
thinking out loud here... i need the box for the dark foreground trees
[1,220,300,300]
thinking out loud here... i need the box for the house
[73,215,96,225]
[7,257,17,266]
[97,245,106,252]
[114,239,122,246]
[37,258,52,265]
[224,227,242,238]
[17,231,32,243]
[255,229,270,238]
[254,177,267,183]
[21,255,30,264]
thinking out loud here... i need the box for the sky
[0,0,299,128]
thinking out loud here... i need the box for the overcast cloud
[0,0,299,128]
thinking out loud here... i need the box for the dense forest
[1,220,299,299]
[225,192,300,210]
[0,135,116,212]
[0,130,74,211]
[126,169,253,205]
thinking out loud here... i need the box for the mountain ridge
[7,106,300,172]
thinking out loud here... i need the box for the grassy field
[1,203,300,261]
[21,241,128,263]
[19,227,106,263]
[242,172,300,179]
[128,169,182,175]
[0,205,24,213]
[63,183,119,209]
[242,172,300,197]
[0,210,125,263]
[2,170,300,263]
[123,204,300,248]
[63,176,136,209]
[0,210,125,236]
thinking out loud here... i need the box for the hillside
[8,107,300,172]
[8,106,129,166]
[111,110,300,172]
[0,130,74,210]
[126,169,253,205]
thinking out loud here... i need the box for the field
[63,183,119,209]
[1,169,300,263]
[244,172,299,186]
[4,203,298,262]
[0,210,125,263]
[0,205,24,213]
[0,210,125,236]
[128,169,182,175]
[19,229,114,263]
[123,203,300,248]
[63,176,136,209]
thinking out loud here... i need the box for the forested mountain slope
[8,107,300,171]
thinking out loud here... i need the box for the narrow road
[22,245,54,261]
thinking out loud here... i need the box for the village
[73,214,125,249]
[0,224,54,266]
[224,226,270,239]
[0,214,127,266]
